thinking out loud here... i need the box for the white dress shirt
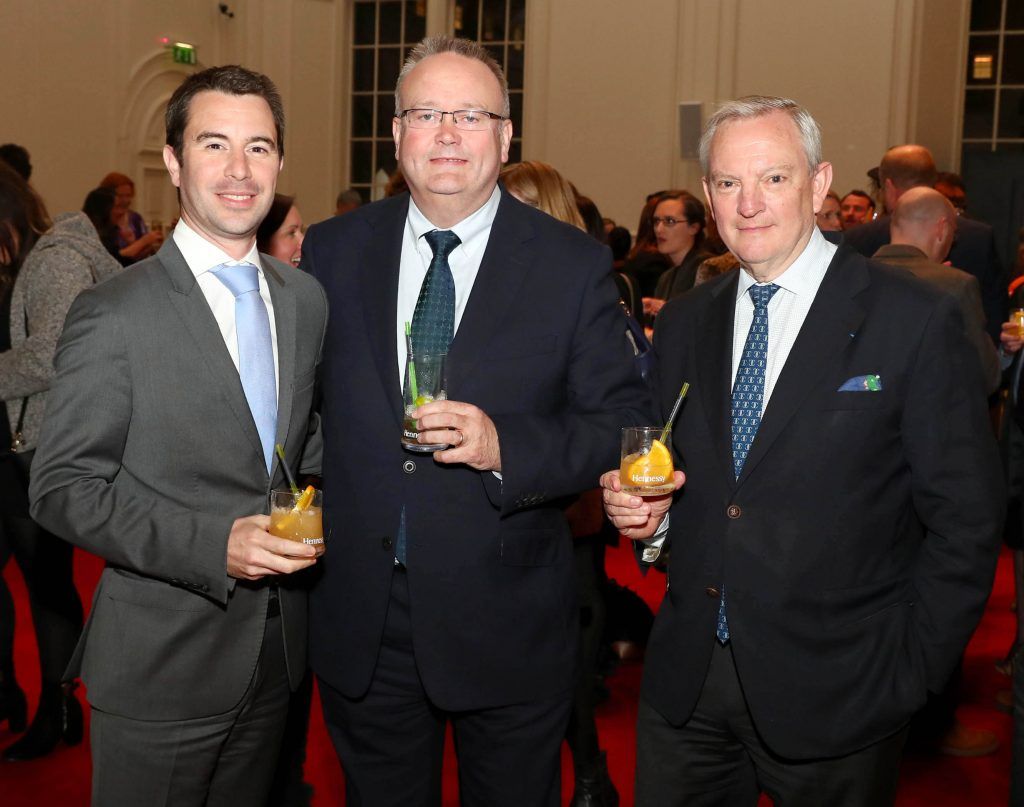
[172,219,280,399]
[394,185,501,382]
[644,228,837,555]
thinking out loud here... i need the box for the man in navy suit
[602,96,1004,806]
[843,144,1006,343]
[302,36,648,807]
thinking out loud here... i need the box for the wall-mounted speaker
[679,102,703,160]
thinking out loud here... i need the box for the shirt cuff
[640,515,670,563]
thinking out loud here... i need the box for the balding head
[878,145,937,212]
[890,186,957,263]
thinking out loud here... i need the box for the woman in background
[0,167,121,760]
[502,159,620,807]
[257,193,305,268]
[648,190,710,315]
[98,172,163,264]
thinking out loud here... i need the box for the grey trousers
[90,612,290,807]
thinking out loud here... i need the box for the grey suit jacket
[29,238,327,721]
[872,243,1001,394]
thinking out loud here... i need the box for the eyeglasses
[398,109,506,131]
[652,216,688,228]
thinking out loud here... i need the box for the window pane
[377,94,396,138]
[963,89,996,139]
[353,49,375,92]
[1009,1,1024,29]
[351,141,373,183]
[378,47,401,92]
[507,43,524,90]
[998,89,1024,139]
[509,91,523,137]
[352,94,374,138]
[485,44,504,73]
[375,141,397,177]
[967,34,999,84]
[970,0,1002,31]
[455,0,480,39]
[405,0,426,41]
[1003,34,1024,83]
[379,1,402,44]
[510,0,526,40]
[481,0,507,41]
[353,1,377,45]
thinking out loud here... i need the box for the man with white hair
[602,96,1003,805]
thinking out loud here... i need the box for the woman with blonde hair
[500,159,620,807]
[500,160,585,230]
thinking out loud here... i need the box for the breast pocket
[490,334,558,362]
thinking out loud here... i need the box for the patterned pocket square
[838,374,882,392]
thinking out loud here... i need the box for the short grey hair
[698,95,822,176]
[394,35,510,119]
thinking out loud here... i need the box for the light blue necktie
[212,262,277,473]
[719,282,780,643]
[396,230,461,566]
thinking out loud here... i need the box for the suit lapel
[359,196,408,426]
[159,240,268,474]
[695,271,741,490]
[446,191,533,396]
[264,257,295,482]
[736,247,868,487]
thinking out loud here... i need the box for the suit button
[403,460,416,474]
[705,586,721,598]
[727,505,741,519]
[382,536,393,550]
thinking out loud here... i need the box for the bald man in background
[844,145,1006,344]
[872,187,1000,394]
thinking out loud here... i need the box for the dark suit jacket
[303,190,651,711]
[653,247,711,301]
[872,243,1001,393]
[29,239,328,721]
[645,244,1004,759]
[844,214,1006,343]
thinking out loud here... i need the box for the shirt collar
[407,185,501,255]
[172,218,262,278]
[736,227,836,299]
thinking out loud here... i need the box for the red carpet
[1,542,1014,805]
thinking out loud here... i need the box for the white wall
[0,0,969,231]
[0,0,345,224]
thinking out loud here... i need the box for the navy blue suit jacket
[644,245,1004,758]
[302,189,652,710]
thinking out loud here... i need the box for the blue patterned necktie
[410,229,461,355]
[397,229,461,566]
[212,262,277,473]
[718,282,780,643]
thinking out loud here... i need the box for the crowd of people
[0,32,1022,807]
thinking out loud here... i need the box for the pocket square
[838,374,882,392]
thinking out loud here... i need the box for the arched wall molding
[117,50,202,224]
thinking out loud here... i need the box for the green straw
[404,322,419,401]
[275,444,299,494]
[658,382,690,444]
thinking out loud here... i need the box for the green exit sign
[172,43,196,65]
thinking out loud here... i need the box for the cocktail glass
[620,427,675,496]
[401,352,448,452]
[268,488,324,548]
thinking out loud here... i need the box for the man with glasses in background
[302,35,647,806]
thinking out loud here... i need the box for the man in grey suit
[873,186,1001,395]
[29,65,327,805]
